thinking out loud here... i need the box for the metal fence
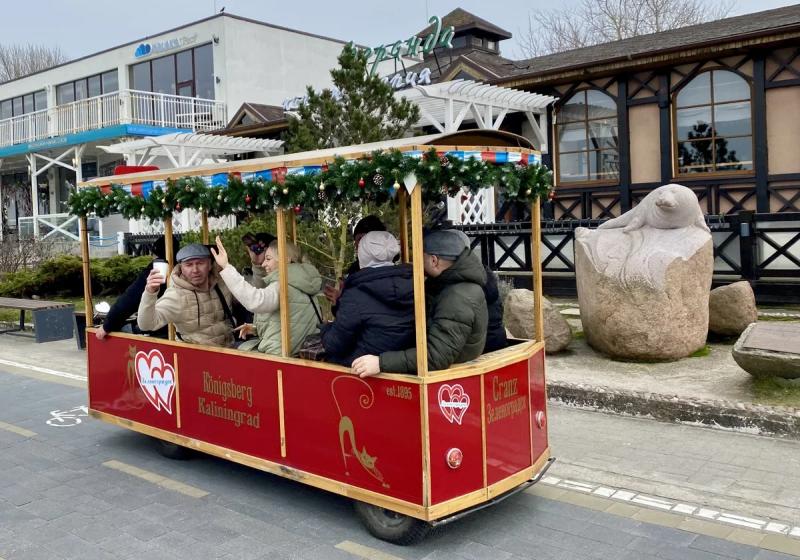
[460,212,800,302]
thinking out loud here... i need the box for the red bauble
[358,177,365,188]
[293,205,302,214]
[245,194,252,204]
[175,202,181,211]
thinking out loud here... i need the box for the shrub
[0,254,150,298]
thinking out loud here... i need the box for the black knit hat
[353,215,386,236]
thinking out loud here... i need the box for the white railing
[0,108,49,147]
[0,89,227,148]
[17,213,100,241]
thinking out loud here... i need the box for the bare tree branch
[0,43,68,83]
[517,0,734,58]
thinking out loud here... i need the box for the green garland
[69,148,553,220]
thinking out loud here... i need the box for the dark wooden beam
[658,72,672,184]
[617,77,632,212]
[753,53,770,213]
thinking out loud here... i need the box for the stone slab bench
[732,322,800,380]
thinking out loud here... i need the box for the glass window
[88,75,102,97]
[674,70,752,175]
[1,100,11,120]
[555,89,619,183]
[75,79,88,100]
[12,97,23,116]
[23,94,34,114]
[487,40,497,50]
[152,55,176,95]
[450,36,467,48]
[176,50,193,84]
[131,61,151,91]
[193,44,214,100]
[676,71,711,107]
[34,90,47,110]
[102,70,118,93]
[57,83,74,104]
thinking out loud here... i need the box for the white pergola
[399,80,556,152]
[98,132,284,168]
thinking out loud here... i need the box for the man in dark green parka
[351,229,488,376]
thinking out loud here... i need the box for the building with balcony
[0,12,375,238]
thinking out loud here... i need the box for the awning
[398,79,556,151]
[98,132,284,168]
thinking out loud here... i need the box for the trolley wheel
[153,438,192,460]
[353,501,431,545]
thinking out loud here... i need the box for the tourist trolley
[74,130,553,544]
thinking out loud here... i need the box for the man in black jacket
[450,229,508,353]
[95,236,178,340]
[320,231,414,366]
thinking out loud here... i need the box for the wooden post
[79,216,94,327]
[164,218,176,341]
[201,211,209,244]
[398,189,409,263]
[276,208,291,357]
[410,186,428,376]
[531,198,544,344]
[289,209,297,243]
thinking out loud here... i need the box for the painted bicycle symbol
[46,406,89,427]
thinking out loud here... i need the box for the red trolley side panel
[281,364,423,504]
[88,336,423,505]
[529,348,549,461]
[427,376,483,505]
[484,360,533,485]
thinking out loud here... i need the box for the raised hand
[211,235,229,269]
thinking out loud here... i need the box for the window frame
[554,87,620,187]
[671,68,755,179]
[0,89,47,118]
[56,69,119,106]
[128,43,214,100]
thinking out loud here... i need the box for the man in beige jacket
[137,243,234,347]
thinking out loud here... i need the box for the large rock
[503,289,571,353]
[709,281,758,336]
[732,322,800,379]
[575,184,713,361]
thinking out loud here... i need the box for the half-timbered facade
[491,5,800,299]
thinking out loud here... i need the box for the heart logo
[437,384,470,425]
[135,349,175,414]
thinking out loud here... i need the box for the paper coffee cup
[152,260,169,282]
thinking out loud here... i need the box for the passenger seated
[320,231,414,366]
[324,215,387,315]
[212,236,322,356]
[234,232,276,350]
[95,235,179,341]
[351,229,488,376]
[137,243,235,347]
[450,230,508,353]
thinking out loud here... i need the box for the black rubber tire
[154,438,193,460]
[353,501,431,545]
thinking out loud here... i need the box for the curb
[548,382,800,439]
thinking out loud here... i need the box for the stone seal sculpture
[574,184,713,360]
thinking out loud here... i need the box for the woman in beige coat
[212,236,322,356]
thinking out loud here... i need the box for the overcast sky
[3,0,798,61]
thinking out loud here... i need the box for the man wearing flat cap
[352,229,488,376]
[137,243,235,347]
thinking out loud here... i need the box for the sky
[1,0,798,61]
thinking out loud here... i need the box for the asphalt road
[0,365,798,560]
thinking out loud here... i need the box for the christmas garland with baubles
[69,148,553,220]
